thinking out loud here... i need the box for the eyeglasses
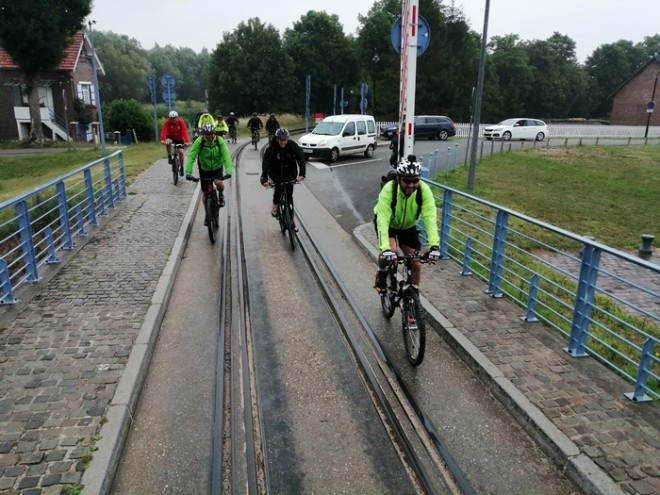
[400,177,420,185]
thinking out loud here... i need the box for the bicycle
[379,252,431,366]
[228,126,237,144]
[167,143,186,185]
[267,180,298,250]
[251,129,260,150]
[187,175,230,244]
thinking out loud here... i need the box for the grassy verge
[436,145,660,250]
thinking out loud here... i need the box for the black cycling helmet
[252,112,258,117]
[396,155,422,177]
[275,128,290,139]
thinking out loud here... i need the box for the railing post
[486,209,508,298]
[104,159,115,209]
[0,259,18,304]
[439,189,453,259]
[624,338,655,403]
[16,200,39,282]
[460,237,473,276]
[84,169,98,226]
[119,152,127,197]
[45,227,60,264]
[521,274,540,322]
[56,181,74,249]
[564,243,601,357]
[75,206,87,237]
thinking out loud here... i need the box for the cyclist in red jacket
[160,110,191,176]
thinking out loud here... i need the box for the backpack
[380,172,423,218]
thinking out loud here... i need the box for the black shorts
[199,168,224,181]
[373,215,421,251]
[167,138,185,146]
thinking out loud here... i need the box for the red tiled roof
[0,32,84,71]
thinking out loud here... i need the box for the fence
[0,150,126,304]
[420,177,659,402]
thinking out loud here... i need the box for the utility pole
[467,0,490,190]
[87,20,106,155]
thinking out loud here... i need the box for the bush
[106,99,154,142]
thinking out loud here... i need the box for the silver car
[483,118,548,141]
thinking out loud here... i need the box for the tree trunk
[26,77,45,144]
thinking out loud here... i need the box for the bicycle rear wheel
[172,156,179,185]
[402,288,426,366]
[205,195,216,244]
[379,270,397,318]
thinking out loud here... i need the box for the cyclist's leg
[398,227,423,287]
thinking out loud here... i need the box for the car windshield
[497,119,518,126]
[312,122,343,136]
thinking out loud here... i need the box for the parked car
[298,114,378,162]
[379,115,456,141]
[483,118,548,141]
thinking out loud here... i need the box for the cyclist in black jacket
[261,128,306,223]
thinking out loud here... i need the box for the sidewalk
[0,155,657,495]
[354,223,659,495]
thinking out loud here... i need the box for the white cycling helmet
[168,110,178,118]
[396,155,422,177]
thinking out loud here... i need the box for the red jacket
[160,117,190,142]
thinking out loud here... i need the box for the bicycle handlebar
[266,180,299,188]
[186,174,231,183]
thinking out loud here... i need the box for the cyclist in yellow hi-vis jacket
[373,155,441,292]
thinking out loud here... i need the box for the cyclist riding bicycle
[246,112,263,140]
[215,115,229,137]
[260,128,306,227]
[185,123,233,214]
[225,112,239,143]
[265,113,280,140]
[373,155,441,292]
[160,110,191,176]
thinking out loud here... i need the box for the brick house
[609,55,660,125]
[0,32,104,141]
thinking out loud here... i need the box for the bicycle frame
[268,180,298,250]
[380,252,430,366]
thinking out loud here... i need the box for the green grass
[0,143,164,203]
[437,145,660,250]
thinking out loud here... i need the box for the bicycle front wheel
[205,196,216,244]
[282,206,296,250]
[380,270,397,318]
[402,289,426,366]
[172,156,179,185]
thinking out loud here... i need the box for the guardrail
[421,176,659,402]
[0,150,126,304]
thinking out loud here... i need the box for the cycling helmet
[275,128,290,139]
[396,155,422,177]
[200,123,216,135]
[252,112,258,117]
[229,112,235,116]
[168,110,178,118]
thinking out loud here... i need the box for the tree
[208,18,295,115]
[105,99,153,142]
[0,0,92,142]
[94,31,153,103]
[284,11,359,115]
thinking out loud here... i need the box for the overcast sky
[89,0,658,63]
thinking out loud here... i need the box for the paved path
[0,157,658,494]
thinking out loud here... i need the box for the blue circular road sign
[390,16,431,56]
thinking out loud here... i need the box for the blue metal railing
[0,151,126,304]
[422,176,659,402]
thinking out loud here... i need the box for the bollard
[638,234,654,260]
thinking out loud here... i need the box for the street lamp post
[644,70,659,139]
[372,49,380,117]
[87,20,106,155]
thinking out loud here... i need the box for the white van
[298,114,378,162]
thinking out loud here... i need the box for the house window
[11,85,50,107]
[77,82,96,105]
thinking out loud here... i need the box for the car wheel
[364,144,374,158]
[535,132,545,141]
[438,130,449,140]
[503,131,512,141]
[329,148,339,163]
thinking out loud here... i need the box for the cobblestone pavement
[0,161,194,494]
[355,223,659,495]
